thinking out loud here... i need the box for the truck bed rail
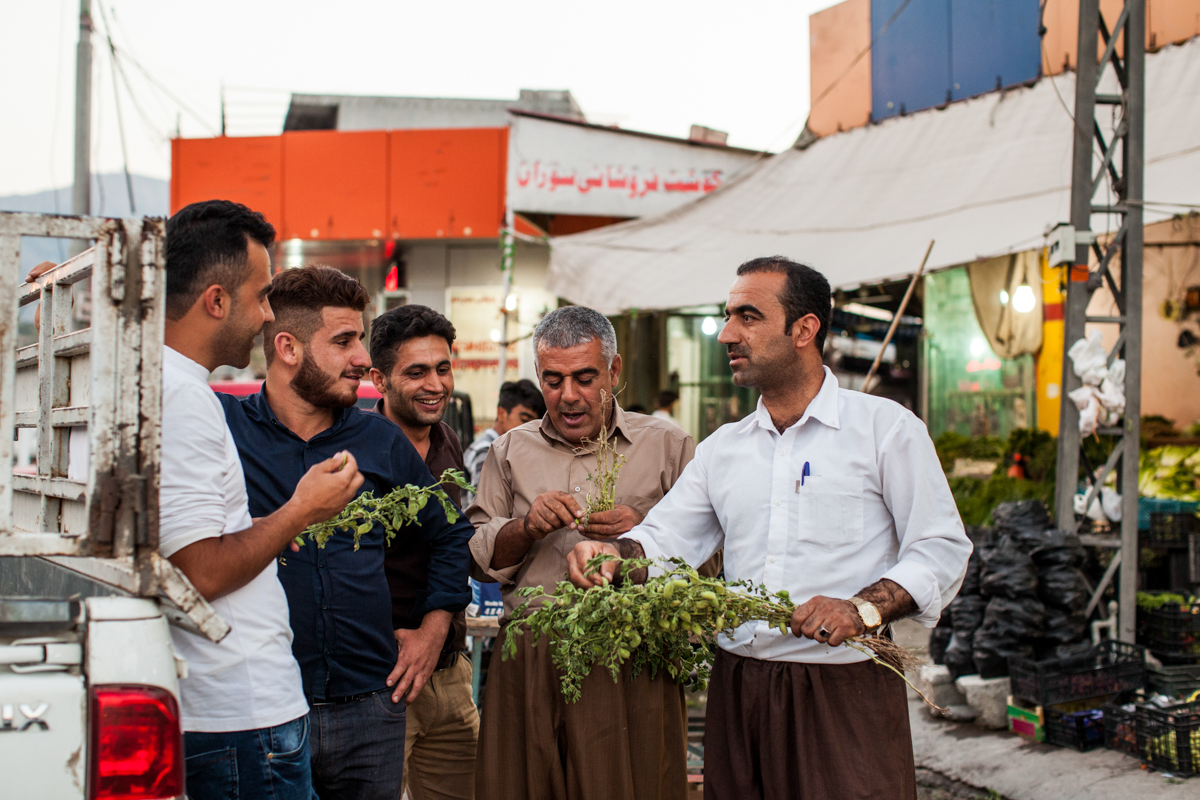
[1,212,228,642]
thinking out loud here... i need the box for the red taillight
[90,686,184,800]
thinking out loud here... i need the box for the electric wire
[97,1,136,213]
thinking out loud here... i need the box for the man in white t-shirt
[157,200,363,800]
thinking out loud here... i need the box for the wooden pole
[862,239,934,394]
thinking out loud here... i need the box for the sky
[0,0,844,197]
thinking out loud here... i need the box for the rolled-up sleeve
[876,414,973,626]
[466,443,524,584]
[623,439,724,573]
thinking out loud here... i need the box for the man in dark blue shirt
[218,265,473,800]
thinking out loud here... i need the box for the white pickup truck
[0,212,227,799]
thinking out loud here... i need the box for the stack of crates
[1009,641,1147,752]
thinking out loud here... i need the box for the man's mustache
[342,368,367,379]
[726,346,750,359]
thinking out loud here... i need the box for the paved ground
[894,620,1195,800]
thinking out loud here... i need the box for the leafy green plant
[503,555,930,707]
[298,468,475,550]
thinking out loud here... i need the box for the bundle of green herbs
[503,555,933,707]
[298,468,475,550]
[578,391,627,523]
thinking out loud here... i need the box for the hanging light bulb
[999,289,1009,306]
[505,293,518,311]
[701,317,718,336]
[970,337,986,357]
[489,328,501,342]
[1012,284,1036,313]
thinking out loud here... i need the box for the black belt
[435,649,461,672]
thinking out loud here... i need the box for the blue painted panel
[871,0,951,122]
[950,0,1042,101]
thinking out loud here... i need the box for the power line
[97,2,135,213]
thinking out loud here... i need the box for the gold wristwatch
[849,596,882,633]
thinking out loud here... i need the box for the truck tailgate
[0,670,86,798]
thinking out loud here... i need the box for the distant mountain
[0,173,169,278]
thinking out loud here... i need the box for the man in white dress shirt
[158,201,363,800]
[568,256,971,800]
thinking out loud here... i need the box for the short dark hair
[165,200,276,320]
[735,256,832,353]
[656,390,678,409]
[370,304,457,377]
[262,265,369,364]
[499,379,546,418]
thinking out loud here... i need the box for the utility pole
[496,208,515,399]
[72,0,93,223]
[1055,0,1144,643]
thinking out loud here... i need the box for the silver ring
[817,626,831,639]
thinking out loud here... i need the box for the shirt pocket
[796,476,865,552]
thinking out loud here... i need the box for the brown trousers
[404,653,479,800]
[704,649,916,800]
[475,626,688,800]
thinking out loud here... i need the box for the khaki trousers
[476,626,688,800]
[403,652,480,800]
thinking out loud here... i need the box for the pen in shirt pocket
[795,461,811,491]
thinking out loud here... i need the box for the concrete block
[911,664,967,709]
[954,674,1012,730]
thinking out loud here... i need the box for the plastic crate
[1010,641,1147,707]
[1142,603,1200,665]
[1148,664,1200,700]
[1044,704,1106,752]
[1137,700,1200,776]
[1102,701,1142,757]
[1139,498,1199,531]
[1147,512,1198,549]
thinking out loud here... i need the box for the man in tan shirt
[469,306,694,800]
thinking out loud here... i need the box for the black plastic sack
[1040,605,1089,644]
[944,632,977,679]
[973,596,1044,677]
[1004,528,1055,553]
[959,546,986,596]
[1030,531,1086,570]
[991,500,1052,533]
[929,627,953,665]
[944,595,987,679]
[1037,566,1090,613]
[972,633,1036,678]
[949,595,987,636]
[980,545,1038,599]
[979,596,1046,640]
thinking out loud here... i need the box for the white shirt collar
[752,365,842,434]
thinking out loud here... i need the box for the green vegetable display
[1139,445,1200,503]
[297,468,475,550]
[502,555,927,706]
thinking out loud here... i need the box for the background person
[370,304,481,800]
[219,268,474,800]
[651,389,680,425]
[161,202,363,800]
[568,256,972,800]
[462,379,546,508]
[469,306,695,800]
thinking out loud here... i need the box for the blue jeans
[310,689,407,800]
[184,714,314,800]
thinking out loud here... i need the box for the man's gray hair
[533,306,618,367]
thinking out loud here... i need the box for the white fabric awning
[547,38,1200,313]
